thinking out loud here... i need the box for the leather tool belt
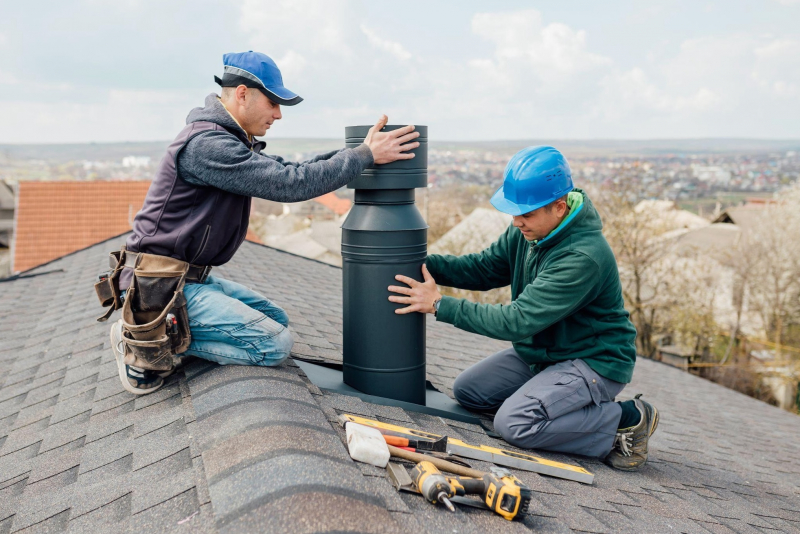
[123,252,212,284]
[94,248,208,371]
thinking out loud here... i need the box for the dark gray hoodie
[177,94,373,200]
[122,93,373,287]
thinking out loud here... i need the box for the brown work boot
[111,319,165,395]
[604,394,659,471]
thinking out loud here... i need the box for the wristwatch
[433,298,442,317]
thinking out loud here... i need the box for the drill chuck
[410,461,456,512]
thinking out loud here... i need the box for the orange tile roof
[312,192,351,216]
[244,227,262,244]
[13,181,261,273]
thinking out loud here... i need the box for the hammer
[345,421,484,478]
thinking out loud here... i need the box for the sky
[0,0,799,143]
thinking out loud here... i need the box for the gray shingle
[0,234,799,534]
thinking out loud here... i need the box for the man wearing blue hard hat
[389,146,659,471]
[100,51,419,397]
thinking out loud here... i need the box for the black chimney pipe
[341,125,428,405]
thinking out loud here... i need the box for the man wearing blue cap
[388,146,659,471]
[109,51,419,396]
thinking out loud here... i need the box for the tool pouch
[94,249,126,322]
[119,253,192,371]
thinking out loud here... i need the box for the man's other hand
[388,265,442,315]
[364,115,420,165]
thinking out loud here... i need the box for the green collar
[533,191,585,245]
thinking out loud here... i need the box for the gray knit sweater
[177,94,373,202]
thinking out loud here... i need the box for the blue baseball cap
[214,51,303,106]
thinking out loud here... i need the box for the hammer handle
[387,444,485,478]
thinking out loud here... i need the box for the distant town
[2,138,798,216]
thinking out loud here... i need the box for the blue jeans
[179,275,294,366]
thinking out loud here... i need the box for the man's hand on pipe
[388,265,442,315]
[364,115,420,165]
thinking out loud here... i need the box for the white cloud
[275,50,308,80]
[0,89,194,143]
[231,5,800,139]
[471,10,611,77]
[2,2,798,142]
[239,0,355,59]
[360,25,412,61]
[588,33,800,136]
[753,38,800,96]
[597,67,721,120]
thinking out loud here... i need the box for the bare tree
[731,185,800,352]
[594,188,680,356]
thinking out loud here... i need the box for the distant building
[655,345,697,371]
[121,156,151,168]
[691,165,731,185]
[251,193,352,266]
[430,207,511,257]
[634,199,709,231]
[751,349,799,411]
[0,181,14,278]
[264,218,344,267]
[311,192,351,217]
[283,192,351,220]
[0,181,14,248]
[712,204,769,229]
[10,180,260,274]
[12,181,151,273]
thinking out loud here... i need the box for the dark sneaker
[604,394,659,471]
[111,319,164,395]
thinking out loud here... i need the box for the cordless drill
[410,461,531,521]
[448,468,532,521]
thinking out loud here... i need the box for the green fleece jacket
[427,189,637,384]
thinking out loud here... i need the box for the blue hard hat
[490,146,573,216]
[214,51,303,106]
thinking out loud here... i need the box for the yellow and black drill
[409,461,456,512]
[410,461,531,521]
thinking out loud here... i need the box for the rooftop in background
[713,204,771,229]
[0,234,798,533]
[9,181,260,274]
[0,182,14,249]
[429,207,511,257]
[11,181,151,273]
[312,192,351,217]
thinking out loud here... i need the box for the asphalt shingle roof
[0,234,799,533]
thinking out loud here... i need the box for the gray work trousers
[453,348,626,458]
